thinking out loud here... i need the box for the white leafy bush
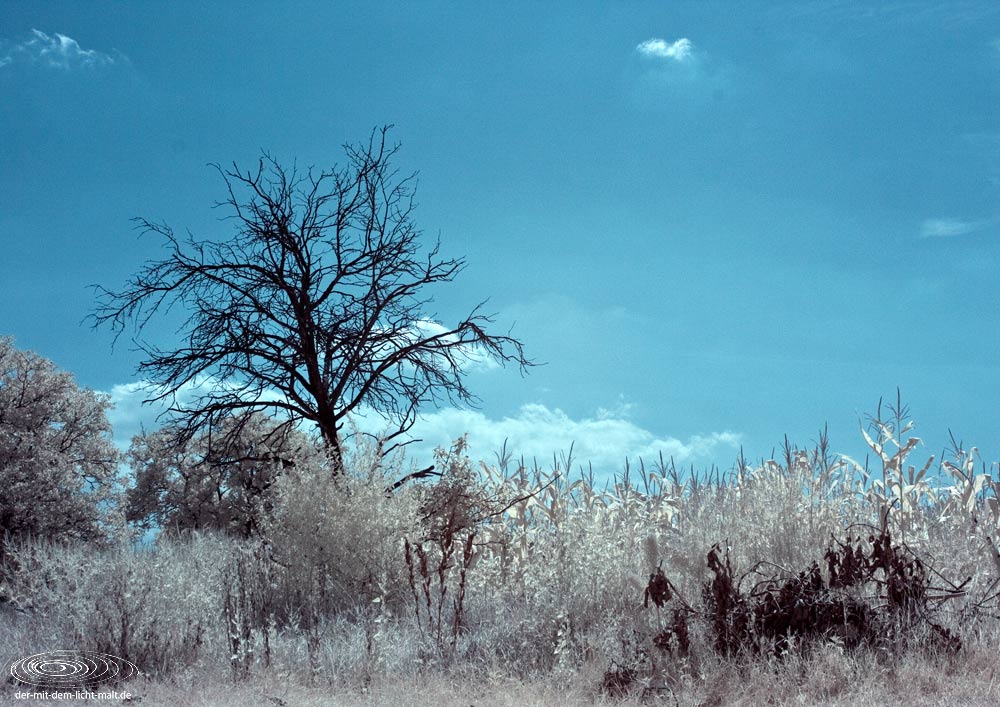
[264,436,421,620]
[8,533,226,673]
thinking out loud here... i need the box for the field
[4,409,1000,706]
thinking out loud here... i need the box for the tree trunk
[318,414,344,477]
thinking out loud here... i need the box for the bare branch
[92,127,533,472]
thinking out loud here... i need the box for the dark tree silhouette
[94,127,530,473]
[126,414,310,538]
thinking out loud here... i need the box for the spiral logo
[8,650,140,689]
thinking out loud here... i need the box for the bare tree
[93,127,530,473]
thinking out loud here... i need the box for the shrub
[7,534,225,674]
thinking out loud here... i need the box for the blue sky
[2,2,999,476]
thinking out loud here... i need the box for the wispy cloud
[104,376,288,450]
[919,217,993,238]
[636,37,695,62]
[1,29,120,70]
[104,381,167,450]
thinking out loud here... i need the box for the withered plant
[403,439,484,661]
[703,543,753,657]
[221,539,274,680]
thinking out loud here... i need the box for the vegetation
[125,414,318,538]
[0,337,122,569]
[4,399,1000,705]
[4,130,997,704]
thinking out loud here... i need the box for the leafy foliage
[126,414,318,538]
[0,337,122,566]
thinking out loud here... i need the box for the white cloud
[104,381,169,450]
[410,318,501,372]
[636,37,695,62]
[100,313,506,453]
[401,402,741,474]
[596,394,635,421]
[919,217,992,238]
[103,316,499,450]
[1,29,119,70]
[629,35,729,102]
[103,376,260,450]
[103,378,741,477]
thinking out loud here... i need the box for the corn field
[4,404,1000,705]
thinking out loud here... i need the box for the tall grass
[3,404,1000,705]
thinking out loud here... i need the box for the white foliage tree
[0,337,123,565]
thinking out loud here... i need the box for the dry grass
[4,644,997,707]
[4,405,1000,705]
